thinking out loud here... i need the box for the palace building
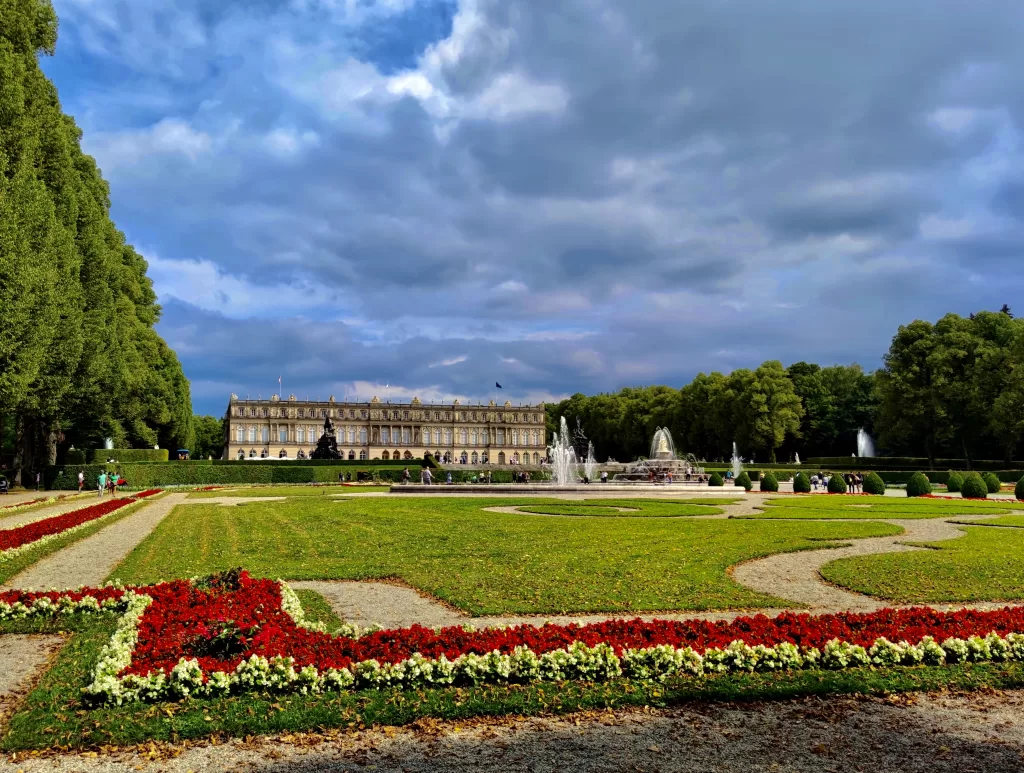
[223,394,547,465]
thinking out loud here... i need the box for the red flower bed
[0,490,161,552]
[120,572,1024,679]
[0,586,127,606]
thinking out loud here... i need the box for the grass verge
[821,524,1024,603]
[188,485,391,498]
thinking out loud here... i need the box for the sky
[42,0,1024,416]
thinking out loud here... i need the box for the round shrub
[1016,476,1024,501]
[863,471,886,496]
[945,471,963,493]
[793,471,811,493]
[708,472,724,487]
[759,471,779,492]
[982,472,1001,494]
[827,473,847,494]
[960,473,988,499]
[735,471,753,491]
[905,472,932,498]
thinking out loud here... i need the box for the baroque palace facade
[223,394,547,465]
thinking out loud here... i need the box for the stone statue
[651,429,672,459]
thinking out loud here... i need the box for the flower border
[0,490,162,566]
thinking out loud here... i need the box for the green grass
[291,588,345,629]
[821,525,1024,603]
[0,495,162,586]
[109,497,900,614]
[513,500,723,517]
[188,485,391,498]
[5,611,1024,751]
[951,515,1024,528]
[740,496,1024,519]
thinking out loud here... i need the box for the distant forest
[546,308,1024,465]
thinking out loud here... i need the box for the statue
[310,414,342,460]
[651,428,673,459]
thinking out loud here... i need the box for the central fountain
[612,428,705,482]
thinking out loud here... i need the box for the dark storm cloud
[45,0,1024,412]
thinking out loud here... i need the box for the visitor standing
[600,470,608,483]
[109,470,118,498]
[97,471,107,497]
[402,467,410,484]
[77,470,85,493]
[446,472,452,485]
[34,471,40,491]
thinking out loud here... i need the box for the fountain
[857,428,875,458]
[612,428,705,482]
[547,417,579,485]
[583,441,597,483]
[310,414,342,459]
[794,452,801,465]
[731,442,743,479]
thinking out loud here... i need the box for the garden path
[1,494,188,591]
[0,495,100,530]
[2,689,1022,771]
[0,634,62,726]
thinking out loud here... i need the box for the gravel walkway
[2,690,1023,771]
[1,494,187,591]
[0,495,99,530]
[0,634,62,726]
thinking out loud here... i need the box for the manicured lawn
[952,515,1024,528]
[741,496,1024,519]
[188,485,391,498]
[5,609,1024,751]
[110,497,900,614]
[821,525,1024,603]
[513,500,724,517]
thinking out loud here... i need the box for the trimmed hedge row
[88,449,169,463]
[807,456,1024,471]
[45,463,551,489]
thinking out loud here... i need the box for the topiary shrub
[759,471,779,492]
[945,471,963,493]
[960,473,988,499]
[793,471,811,493]
[1016,476,1024,501]
[905,472,932,497]
[708,472,724,487]
[982,472,1001,494]
[863,471,886,496]
[827,473,847,494]
[735,471,752,491]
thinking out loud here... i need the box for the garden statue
[310,414,342,459]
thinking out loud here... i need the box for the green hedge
[88,448,169,463]
[45,463,550,489]
[808,456,1024,471]
[872,470,1024,485]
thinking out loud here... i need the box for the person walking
[109,470,118,499]
[77,470,85,493]
[97,470,107,497]
[402,467,410,484]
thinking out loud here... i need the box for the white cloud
[466,72,569,121]
[428,355,469,368]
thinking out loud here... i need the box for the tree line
[547,308,1024,466]
[0,1,192,484]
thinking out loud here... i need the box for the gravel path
[3,690,1023,771]
[0,635,62,726]
[0,495,99,530]
[1,494,187,591]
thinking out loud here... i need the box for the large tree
[735,361,803,463]
[0,0,192,483]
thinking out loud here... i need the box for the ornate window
[260,449,268,458]
[359,449,367,460]
[461,412,467,421]
[381,428,390,445]
[262,408,268,417]
[261,428,269,443]
[359,429,367,445]
[249,408,256,417]
[279,428,287,443]
[249,449,256,457]
[382,451,390,460]
[434,412,440,421]
[511,430,518,446]
[498,451,505,464]
[444,429,452,445]
[360,410,368,419]
[279,449,287,458]
[236,427,244,442]
[471,451,478,463]
[460,451,468,463]
[459,429,467,445]
[532,452,540,464]
[248,427,257,442]
[496,429,505,445]
[237,450,245,459]
[348,428,356,444]
[237,407,245,417]
[348,450,355,460]
[403,410,409,420]
[471,430,478,446]
[321,409,327,418]
[297,428,305,443]
[512,452,519,464]
[402,428,411,444]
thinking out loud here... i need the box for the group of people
[86,469,124,497]
[811,472,865,492]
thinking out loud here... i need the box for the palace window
[461,412,467,421]
[360,410,368,419]
[471,451,478,463]
[296,428,304,443]
[512,452,519,464]
[359,429,367,445]
[403,428,411,444]
[279,428,287,443]
[297,409,304,418]
[381,428,390,445]
[237,408,245,417]
[261,449,268,458]
[511,430,518,446]
[237,450,245,459]
[444,429,452,445]
[359,449,367,460]
[459,429,467,444]
[403,410,409,420]
[261,428,269,443]
[248,427,256,442]
[498,451,505,464]
[460,451,468,463]
[236,427,244,442]
[249,449,256,458]
[348,451,355,460]
[279,449,287,458]
[262,408,268,417]
[532,452,539,464]
[348,428,356,444]
[471,430,478,446]
[496,429,505,445]
[382,451,390,460]
[349,409,355,418]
